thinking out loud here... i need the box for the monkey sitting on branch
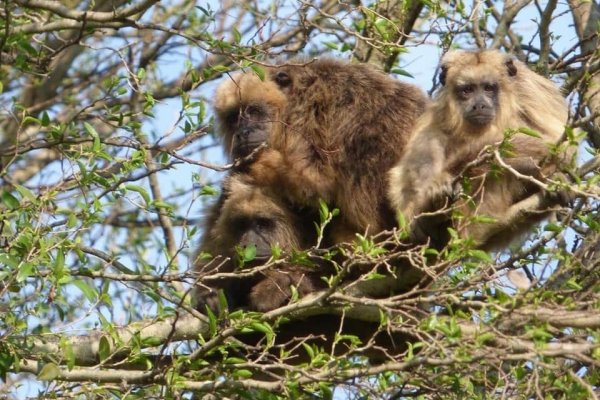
[214,59,428,241]
[195,59,429,313]
[388,49,570,250]
[193,172,327,313]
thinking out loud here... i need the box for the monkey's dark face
[225,103,272,159]
[230,213,280,261]
[216,181,318,268]
[455,81,499,127]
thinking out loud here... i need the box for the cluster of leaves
[0,0,599,399]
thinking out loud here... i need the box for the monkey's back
[272,59,428,235]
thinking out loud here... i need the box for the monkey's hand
[421,172,457,211]
[248,268,321,312]
[504,156,544,179]
[194,287,223,315]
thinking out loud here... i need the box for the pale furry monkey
[388,49,569,249]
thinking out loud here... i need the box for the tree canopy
[0,1,599,399]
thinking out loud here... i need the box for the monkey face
[216,176,317,268]
[224,103,272,159]
[229,213,284,262]
[214,72,287,161]
[196,176,321,312]
[454,81,499,126]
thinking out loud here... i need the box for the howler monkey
[388,49,570,249]
[197,59,428,313]
[214,59,428,238]
[194,173,326,312]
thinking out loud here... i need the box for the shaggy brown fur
[214,59,428,239]
[194,173,325,312]
[388,49,569,249]
[199,59,428,312]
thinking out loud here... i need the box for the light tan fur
[388,49,569,249]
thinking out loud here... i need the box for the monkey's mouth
[238,255,272,270]
[233,139,267,158]
[466,112,495,126]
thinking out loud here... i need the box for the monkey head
[436,50,520,134]
[214,72,287,160]
[222,175,316,261]
[195,173,321,311]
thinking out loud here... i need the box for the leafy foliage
[0,0,599,399]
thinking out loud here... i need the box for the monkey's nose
[472,102,488,111]
[238,129,251,138]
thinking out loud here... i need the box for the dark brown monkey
[214,59,428,239]
[388,49,569,249]
[199,59,427,313]
[194,173,326,313]
[213,73,286,160]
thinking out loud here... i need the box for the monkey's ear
[273,71,292,88]
[505,59,518,77]
[439,65,448,86]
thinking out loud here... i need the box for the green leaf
[59,337,75,370]
[364,272,386,281]
[319,382,333,400]
[544,222,563,232]
[232,28,241,43]
[302,343,315,360]
[55,248,65,272]
[41,111,50,127]
[217,290,229,315]
[73,279,98,302]
[199,185,218,196]
[250,65,265,81]
[476,332,496,346]
[98,336,111,362]
[0,254,19,269]
[152,200,173,211]
[391,68,414,78]
[242,244,257,262]
[0,350,15,381]
[205,306,217,337]
[249,321,272,333]
[16,263,34,282]
[224,357,245,364]
[466,249,492,263]
[38,363,60,381]
[518,126,542,138]
[249,322,274,344]
[83,122,101,152]
[233,369,253,378]
[271,244,282,259]
[124,184,151,205]
[14,184,36,202]
[1,191,19,209]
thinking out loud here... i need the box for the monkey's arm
[248,148,336,206]
[389,130,451,220]
[247,265,326,312]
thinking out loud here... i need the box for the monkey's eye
[244,105,265,119]
[459,85,474,96]
[484,83,498,92]
[273,71,292,88]
[224,111,240,127]
[254,217,274,231]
